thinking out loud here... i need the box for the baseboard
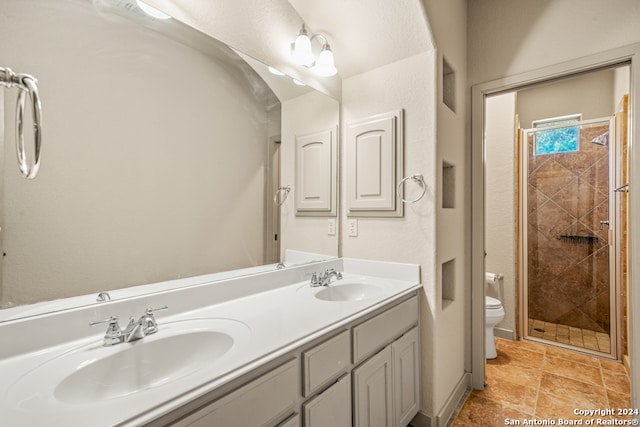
[623,354,631,373]
[435,372,472,427]
[495,327,515,340]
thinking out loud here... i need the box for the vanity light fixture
[290,25,337,77]
[136,0,171,20]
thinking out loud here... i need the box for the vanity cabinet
[162,294,419,427]
[353,327,420,427]
[171,359,299,427]
[303,374,351,426]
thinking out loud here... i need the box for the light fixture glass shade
[313,46,337,77]
[291,29,314,66]
[136,0,171,19]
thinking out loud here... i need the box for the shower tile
[557,308,605,333]
[531,200,574,238]
[557,263,599,307]
[527,185,548,214]
[580,199,609,242]
[554,147,602,176]
[552,177,606,219]
[528,160,575,198]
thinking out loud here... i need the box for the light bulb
[313,46,337,77]
[268,66,285,76]
[136,0,171,19]
[291,27,314,66]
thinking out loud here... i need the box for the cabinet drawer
[302,329,350,397]
[278,413,300,427]
[303,375,351,427]
[172,359,298,427]
[352,296,417,363]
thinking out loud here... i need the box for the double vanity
[0,257,421,426]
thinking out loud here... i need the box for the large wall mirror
[0,0,339,320]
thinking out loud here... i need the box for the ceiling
[287,0,435,79]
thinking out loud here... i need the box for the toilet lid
[486,296,502,308]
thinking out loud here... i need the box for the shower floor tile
[448,338,631,427]
[528,318,611,354]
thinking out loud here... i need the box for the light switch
[348,218,358,237]
[327,218,336,236]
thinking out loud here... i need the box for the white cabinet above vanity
[0,258,420,427]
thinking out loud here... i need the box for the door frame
[470,43,640,401]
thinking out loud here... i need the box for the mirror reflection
[0,0,339,319]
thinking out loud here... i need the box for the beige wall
[485,92,517,338]
[468,0,640,86]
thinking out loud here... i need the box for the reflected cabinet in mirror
[0,0,339,319]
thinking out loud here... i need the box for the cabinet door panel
[392,327,420,426]
[303,375,351,427]
[353,346,393,427]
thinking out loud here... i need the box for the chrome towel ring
[397,174,426,203]
[0,67,43,180]
[274,185,292,206]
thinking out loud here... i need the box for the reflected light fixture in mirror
[136,0,171,19]
[290,25,337,77]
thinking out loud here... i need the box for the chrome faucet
[310,269,343,287]
[90,306,168,346]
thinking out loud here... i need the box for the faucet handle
[145,306,168,315]
[90,315,122,346]
[141,306,168,335]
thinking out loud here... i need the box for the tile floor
[529,318,611,353]
[450,338,632,426]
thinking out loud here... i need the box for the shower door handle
[599,220,610,230]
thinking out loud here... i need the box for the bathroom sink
[7,318,250,405]
[314,282,383,302]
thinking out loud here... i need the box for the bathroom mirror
[0,0,339,320]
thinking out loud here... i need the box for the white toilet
[485,296,505,359]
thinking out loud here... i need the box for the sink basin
[314,282,383,302]
[7,318,250,406]
[55,330,233,403]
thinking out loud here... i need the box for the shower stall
[520,116,624,357]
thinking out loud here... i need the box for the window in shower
[532,114,581,156]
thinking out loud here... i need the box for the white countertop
[0,258,420,426]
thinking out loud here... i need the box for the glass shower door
[521,118,616,357]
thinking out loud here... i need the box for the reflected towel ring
[1,67,43,180]
[397,174,426,203]
[274,185,292,206]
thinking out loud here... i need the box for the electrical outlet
[327,218,336,236]
[348,218,358,237]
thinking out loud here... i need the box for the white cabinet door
[295,128,337,216]
[346,110,404,217]
[303,375,351,427]
[392,327,420,426]
[353,346,393,427]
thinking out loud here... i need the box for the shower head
[591,132,608,146]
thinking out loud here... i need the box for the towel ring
[1,67,43,180]
[274,185,291,206]
[397,174,426,203]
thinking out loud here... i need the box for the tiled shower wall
[527,124,610,333]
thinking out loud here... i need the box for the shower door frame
[519,116,619,359]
